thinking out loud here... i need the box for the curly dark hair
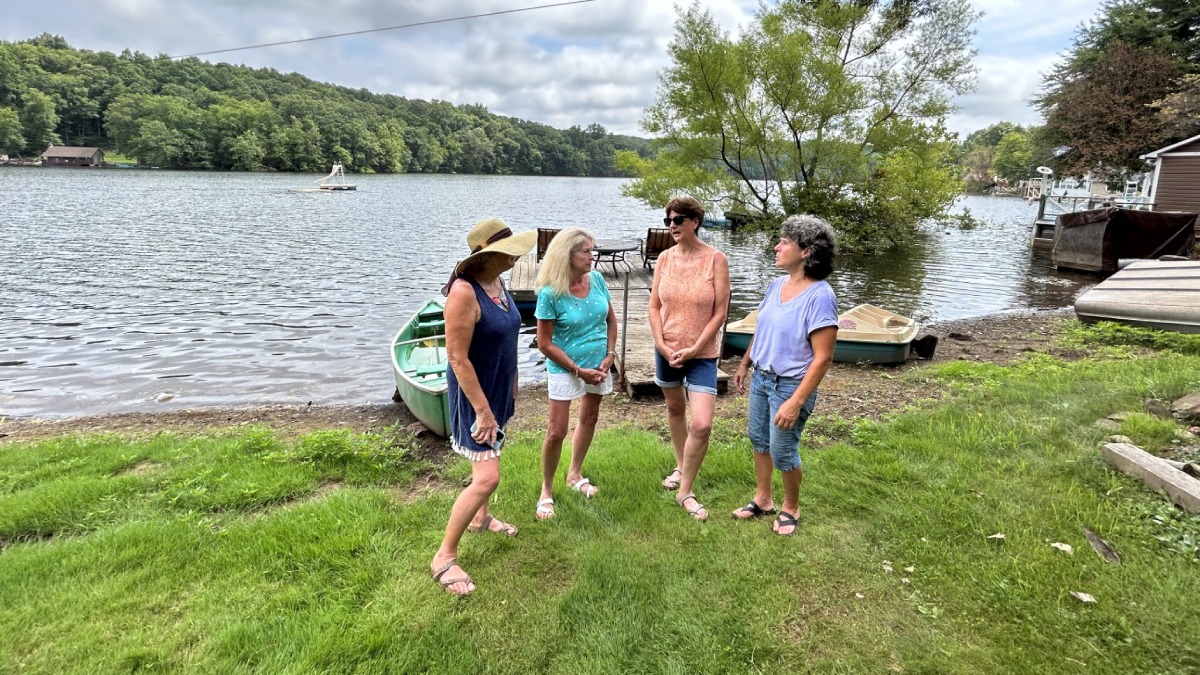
[780,214,837,280]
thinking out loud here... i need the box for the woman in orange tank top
[648,196,730,521]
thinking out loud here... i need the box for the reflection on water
[0,169,1095,418]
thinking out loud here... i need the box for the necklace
[482,279,509,310]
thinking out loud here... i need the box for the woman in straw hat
[532,227,617,520]
[430,217,536,597]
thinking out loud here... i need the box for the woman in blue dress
[533,228,617,519]
[431,217,535,596]
[732,215,839,536]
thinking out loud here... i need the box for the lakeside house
[1141,132,1200,237]
[40,145,104,167]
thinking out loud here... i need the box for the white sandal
[536,497,555,520]
[568,477,598,498]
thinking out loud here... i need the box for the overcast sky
[3,0,1105,139]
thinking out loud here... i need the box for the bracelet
[606,351,616,357]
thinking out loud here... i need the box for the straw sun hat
[452,217,536,276]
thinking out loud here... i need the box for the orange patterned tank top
[657,245,720,358]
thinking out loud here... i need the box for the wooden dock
[508,251,727,397]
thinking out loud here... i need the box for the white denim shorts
[548,371,613,401]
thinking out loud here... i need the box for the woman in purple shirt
[732,215,839,536]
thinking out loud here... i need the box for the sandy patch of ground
[0,310,1076,445]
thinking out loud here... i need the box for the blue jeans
[748,368,817,472]
[654,353,718,395]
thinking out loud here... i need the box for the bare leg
[774,467,804,535]
[676,391,715,497]
[662,386,688,471]
[431,457,500,595]
[538,399,571,518]
[566,393,602,496]
[733,452,776,518]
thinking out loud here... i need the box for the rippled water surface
[0,168,1094,417]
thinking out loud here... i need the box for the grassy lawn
[3,327,1200,673]
[102,152,138,165]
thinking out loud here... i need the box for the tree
[267,117,322,171]
[132,119,188,166]
[1040,42,1181,175]
[962,122,1024,150]
[0,106,24,153]
[991,130,1036,181]
[226,131,266,170]
[1036,0,1199,174]
[1152,73,1200,137]
[18,88,59,153]
[624,0,979,251]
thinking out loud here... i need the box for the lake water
[0,168,1095,418]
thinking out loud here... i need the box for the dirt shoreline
[0,309,1078,444]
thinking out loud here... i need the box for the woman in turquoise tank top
[533,228,618,520]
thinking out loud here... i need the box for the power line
[169,0,597,59]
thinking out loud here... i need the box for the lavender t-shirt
[747,278,838,379]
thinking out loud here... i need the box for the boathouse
[1142,133,1200,236]
[40,145,104,167]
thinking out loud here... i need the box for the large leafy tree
[18,88,59,153]
[1035,0,1199,175]
[0,106,24,154]
[1152,73,1200,137]
[621,0,978,251]
[991,130,1037,181]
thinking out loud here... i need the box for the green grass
[3,348,1200,673]
[102,152,138,165]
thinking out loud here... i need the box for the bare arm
[774,325,837,430]
[600,300,618,374]
[444,280,498,445]
[734,334,755,394]
[537,318,577,373]
[647,257,669,358]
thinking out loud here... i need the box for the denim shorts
[747,367,817,472]
[654,353,718,396]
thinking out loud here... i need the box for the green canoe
[390,300,452,437]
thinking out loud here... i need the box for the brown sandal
[676,492,708,521]
[467,514,518,537]
[662,467,682,491]
[431,559,474,596]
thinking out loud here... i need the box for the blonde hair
[536,227,595,297]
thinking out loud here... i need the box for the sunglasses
[663,215,693,227]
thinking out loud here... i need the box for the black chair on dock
[641,228,676,270]
[536,228,561,262]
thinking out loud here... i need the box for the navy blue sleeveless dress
[446,276,521,460]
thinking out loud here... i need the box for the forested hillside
[0,34,649,175]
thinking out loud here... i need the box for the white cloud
[3,0,1103,138]
[947,52,1064,137]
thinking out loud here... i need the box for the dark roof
[41,145,103,158]
[1142,133,1200,159]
